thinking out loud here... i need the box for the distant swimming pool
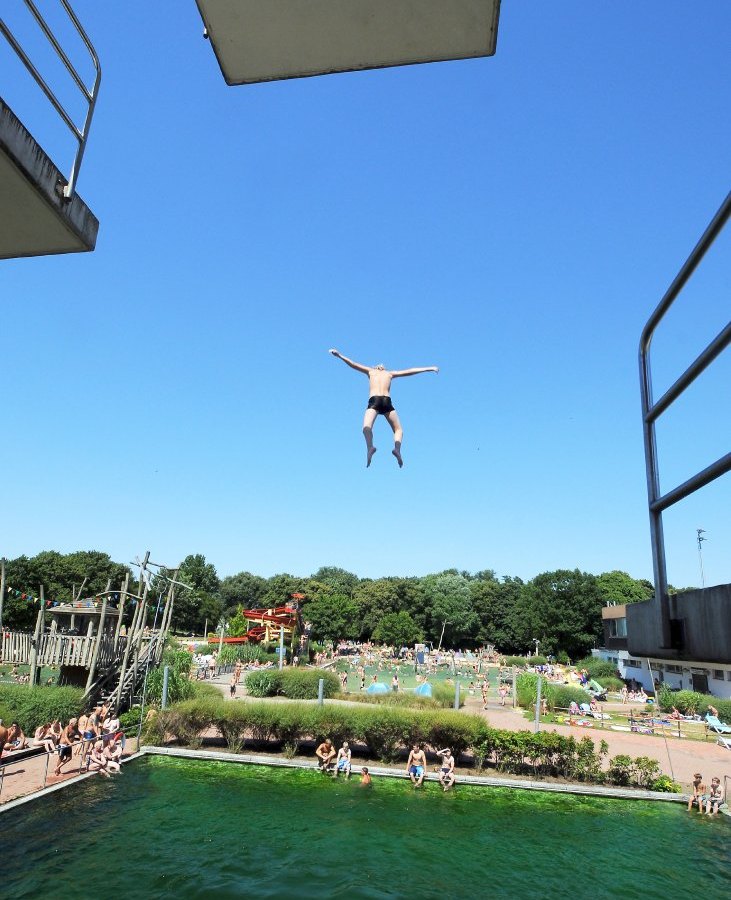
[4,756,729,899]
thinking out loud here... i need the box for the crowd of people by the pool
[315,738,456,792]
[0,703,125,778]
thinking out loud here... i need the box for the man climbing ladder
[329,349,439,467]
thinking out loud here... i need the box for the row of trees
[1,551,663,660]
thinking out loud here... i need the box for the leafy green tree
[304,593,360,642]
[168,554,223,634]
[310,566,359,595]
[372,611,423,646]
[421,572,479,647]
[220,571,268,615]
[3,551,130,630]
[514,569,604,659]
[596,571,653,606]
[260,573,307,608]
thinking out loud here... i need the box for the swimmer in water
[329,349,439,467]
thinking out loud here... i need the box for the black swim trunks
[367,395,395,415]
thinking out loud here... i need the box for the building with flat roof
[594,583,731,699]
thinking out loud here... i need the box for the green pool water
[3,757,729,899]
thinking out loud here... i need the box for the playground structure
[0,552,179,710]
[215,594,311,658]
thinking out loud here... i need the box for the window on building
[726,672,731,682]
[608,618,627,638]
[713,670,724,680]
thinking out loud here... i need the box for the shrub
[166,697,219,749]
[278,669,339,700]
[246,670,281,697]
[516,673,539,708]
[0,684,84,732]
[161,648,193,676]
[658,688,731,722]
[574,657,617,679]
[432,683,465,709]
[502,656,530,668]
[144,666,195,707]
[651,775,681,793]
[549,686,590,712]
[149,698,674,790]
[596,676,624,692]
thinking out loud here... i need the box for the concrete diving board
[0,99,98,260]
[195,0,501,85]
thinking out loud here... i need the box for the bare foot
[367,447,377,467]
[392,448,403,468]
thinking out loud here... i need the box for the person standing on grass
[329,349,439,468]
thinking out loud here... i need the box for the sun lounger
[717,736,731,750]
[705,715,731,734]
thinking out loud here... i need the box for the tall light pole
[437,621,450,653]
[697,529,707,589]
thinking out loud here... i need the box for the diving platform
[195,0,501,85]
[0,99,98,260]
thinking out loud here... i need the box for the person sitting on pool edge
[437,747,456,792]
[334,741,352,779]
[406,743,427,787]
[315,738,336,772]
[329,349,439,468]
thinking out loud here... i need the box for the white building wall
[592,648,731,699]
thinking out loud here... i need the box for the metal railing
[0,0,101,198]
[639,192,731,649]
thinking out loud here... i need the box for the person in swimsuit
[437,747,456,791]
[406,743,427,787]
[360,766,372,787]
[335,741,352,779]
[329,349,439,467]
[707,777,723,815]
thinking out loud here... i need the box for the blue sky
[2,1,729,588]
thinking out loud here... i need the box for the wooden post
[113,573,130,652]
[84,595,108,693]
[72,577,88,604]
[28,592,44,686]
[0,557,6,630]
[114,587,145,710]
[128,599,148,704]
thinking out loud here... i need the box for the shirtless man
[315,738,336,772]
[406,743,427,787]
[329,349,439,467]
[437,747,456,792]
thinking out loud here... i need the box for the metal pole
[697,529,706,588]
[534,676,542,733]
[0,558,6,629]
[279,625,284,670]
[203,618,208,641]
[317,678,324,706]
[453,680,460,710]
[161,665,170,709]
[512,666,517,708]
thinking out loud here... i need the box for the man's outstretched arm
[329,349,371,374]
[390,366,439,377]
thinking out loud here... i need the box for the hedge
[0,684,85,732]
[245,668,341,700]
[516,674,590,712]
[574,657,618,679]
[657,686,731,722]
[502,656,548,668]
[145,698,677,790]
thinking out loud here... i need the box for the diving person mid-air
[329,349,439,468]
